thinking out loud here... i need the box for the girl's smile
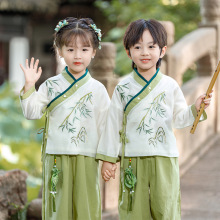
[74,62,82,65]
[58,37,96,79]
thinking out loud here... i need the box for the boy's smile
[127,29,166,80]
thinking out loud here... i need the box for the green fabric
[20,86,35,100]
[95,153,118,163]
[132,69,147,87]
[62,68,75,84]
[119,114,128,168]
[191,104,207,122]
[47,71,91,112]
[119,156,181,220]
[43,154,101,220]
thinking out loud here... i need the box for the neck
[137,67,157,81]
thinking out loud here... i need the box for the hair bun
[79,18,95,26]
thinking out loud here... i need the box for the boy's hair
[123,19,167,70]
[54,17,100,50]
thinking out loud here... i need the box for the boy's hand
[101,161,117,182]
[195,90,213,112]
[20,57,42,93]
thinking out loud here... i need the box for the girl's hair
[123,19,167,70]
[54,17,100,51]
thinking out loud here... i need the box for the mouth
[140,59,150,63]
[74,62,82,65]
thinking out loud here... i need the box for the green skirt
[42,154,101,220]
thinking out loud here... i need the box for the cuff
[20,86,35,100]
[96,153,118,163]
[191,104,207,122]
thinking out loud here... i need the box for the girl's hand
[195,90,213,112]
[101,161,117,182]
[20,57,42,92]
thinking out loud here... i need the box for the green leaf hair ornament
[89,24,102,49]
[54,20,69,32]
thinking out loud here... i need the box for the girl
[20,17,110,220]
[96,19,212,219]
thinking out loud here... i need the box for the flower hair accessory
[89,24,102,49]
[54,20,69,32]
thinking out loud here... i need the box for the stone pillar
[200,0,220,25]
[9,37,29,94]
[89,42,119,98]
[200,0,220,132]
[159,21,175,75]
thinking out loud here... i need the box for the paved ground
[103,136,220,220]
[181,136,220,220]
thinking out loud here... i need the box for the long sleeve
[20,82,49,120]
[172,84,207,129]
[96,88,124,163]
[94,84,111,139]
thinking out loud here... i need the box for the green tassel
[124,166,137,211]
[50,165,61,212]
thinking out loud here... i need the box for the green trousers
[42,154,101,220]
[119,156,181,220]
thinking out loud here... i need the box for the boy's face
[126,29,166,75]
[58,37,96,78]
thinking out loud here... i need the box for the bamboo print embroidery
[71,127,87,146]
[116,83,133,102]
[136,92,166,135]
[58,92,92,145]
[148,127,166,146]
[46,80,60,97]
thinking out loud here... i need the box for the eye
[83,48,89,51]
[68,49,73,52]
[149,45,155,49]
[134,46,141,49]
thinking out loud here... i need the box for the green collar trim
[47,69,90,112]
[125,69,162,115]
[133,68,148,86]
[62,66,76,84]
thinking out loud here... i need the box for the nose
[141,47,149,56]
[74,49,81,59]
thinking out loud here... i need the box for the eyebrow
[134,41,155,45]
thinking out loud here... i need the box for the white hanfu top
[20,67,110,158]
[96,69,206,163]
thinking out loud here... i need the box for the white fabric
[97,72,196,159]
[20,72,110,157]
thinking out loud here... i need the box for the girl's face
[58,37,96,78]
[127,29,166,76]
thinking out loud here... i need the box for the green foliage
[0,82,44,201]
[9,202,29,220]
[95,0,200,76]
[0,82,44,144]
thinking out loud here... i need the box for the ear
[92,49,96,58]
[58,48,63,57]
[126,49,132,59]
[160,46,167,58]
